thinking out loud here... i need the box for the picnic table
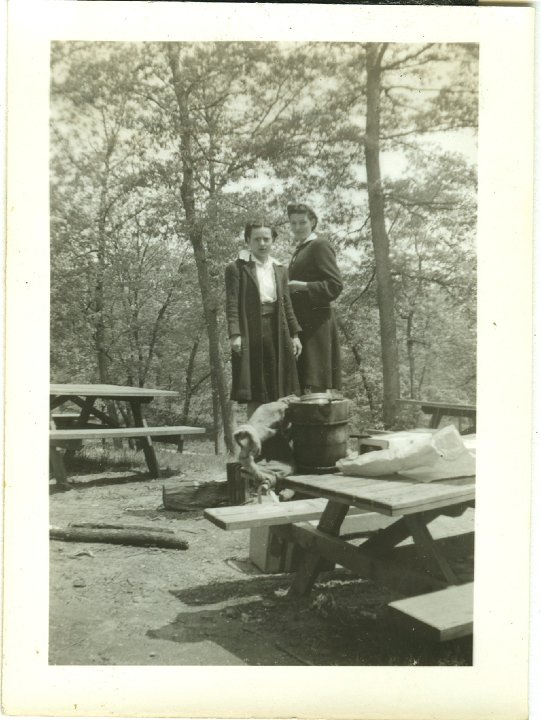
[280,472,474,597]
[49,383,204,488]
[206,461,475,640]
[398,399,476,431]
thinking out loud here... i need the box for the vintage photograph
[48,40,478,667]
[4,1,534,716]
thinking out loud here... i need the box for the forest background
[50,41,478,453]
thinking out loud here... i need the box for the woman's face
[289,213,313,243]
[247,226,274,262]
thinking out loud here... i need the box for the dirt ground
[49,445,474,667]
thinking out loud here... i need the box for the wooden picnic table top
[398,399,476,413]
[50,383,178,399]
[281,473,475,517]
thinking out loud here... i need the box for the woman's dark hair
[286,202,318,230]
[244,222,278,243]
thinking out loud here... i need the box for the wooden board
[205,498,339,530]
[282,474,475,517]
[50,383,178,398]
[398,399,476,415]
[50,426,205,441]
[388,583,474,641]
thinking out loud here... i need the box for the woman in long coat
[287,203,343,392]
[225,221,302,416]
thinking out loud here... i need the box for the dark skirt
[294,306,342,391]
[258,312,279,402]
[232,311,281,403]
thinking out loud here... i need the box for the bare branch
[381,45,435,71]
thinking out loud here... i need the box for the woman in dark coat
[287,203,343,392]
[225,221,302,416]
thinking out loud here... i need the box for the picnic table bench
[388,582,473,642]
[49,383,205,489]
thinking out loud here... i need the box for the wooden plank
[69,397,121,428]
[50,426,205,441]
[50,383,178,398]
[204,498,369,531]
[388,583,473,641]
[398,399,476,414]
[282,474,475,517]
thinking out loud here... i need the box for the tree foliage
[50,41,478,441]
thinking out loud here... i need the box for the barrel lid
[293,391,346,405]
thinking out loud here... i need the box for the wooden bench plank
[50,426,205,442]
[388,583,473,641]
[204,499,397,533]
[205,498,331,530]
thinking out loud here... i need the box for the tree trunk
[182,335,198,422]
[166,44,234,454]
[96,184,122,446]
[406,311,416,399]
[364,43,401,428]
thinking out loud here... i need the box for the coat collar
[297,231,318,248]
[238,248,283,266]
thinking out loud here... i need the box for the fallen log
[69,522,175,535]
[50,525,188,550]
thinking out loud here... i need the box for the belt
[260,302,277,316]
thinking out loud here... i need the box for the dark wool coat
[289,236,343,390]
[225,258,302,403]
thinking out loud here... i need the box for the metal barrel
[288,397,350,474]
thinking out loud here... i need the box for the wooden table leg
[429,409,444,429]
[63,397,96,463]
[49,446,72,491]
[288,501,349,597]
[130,400,160,478]
[405,515,458,585]
[359,516,412,556]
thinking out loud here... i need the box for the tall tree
[365,43,401,427]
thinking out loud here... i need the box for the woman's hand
[288,280,308,293]
[230,335,242,354]
[292,335,302,358]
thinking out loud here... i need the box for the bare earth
[49,450,473,667]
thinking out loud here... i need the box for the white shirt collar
[238,249,282,265]
[298,231,318,247]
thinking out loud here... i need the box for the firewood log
[50,525,188,550]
